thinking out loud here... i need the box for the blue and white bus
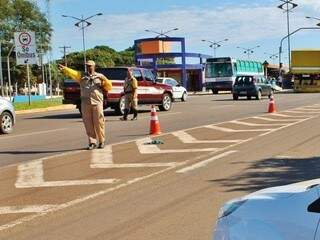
[204,57,264,94]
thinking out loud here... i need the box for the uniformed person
[120,70,138,121]
[58,61,112,150]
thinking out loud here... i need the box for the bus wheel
[212,89,218,94]
[233,94,238,100]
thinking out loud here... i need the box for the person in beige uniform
[58,60,112,150]
[120,70,138,121]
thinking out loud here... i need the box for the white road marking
[15,159,119,189]
[252,116,300,122]
[0,128,68,140]
[0,205,58,215]
[90,146,113,166]
[231,120,285,127]
[172,131,243,144]
[270,113,308,118]
[92,162,178,168]
[205,125,272,132]
[285,110,320,114]
[136,137,220,154]
[176,151,237,173]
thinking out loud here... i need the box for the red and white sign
[14,31,37,65]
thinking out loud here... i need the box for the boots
[120,109,129,121]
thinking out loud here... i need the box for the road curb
[15,104,76,115]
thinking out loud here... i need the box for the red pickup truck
[63,67,174,115]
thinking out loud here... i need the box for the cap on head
[86,60,96,66]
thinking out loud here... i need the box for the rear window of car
[235,76,254,85]
[96,68,128,80]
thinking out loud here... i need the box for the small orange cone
[268,96,277,113]
[150,105,161,135]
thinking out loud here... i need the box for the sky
[36,0,320,65]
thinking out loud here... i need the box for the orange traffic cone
[268,96,277,113]
[150,105,162,135]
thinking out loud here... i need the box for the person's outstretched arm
[58,64,81,82]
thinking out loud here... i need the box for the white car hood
[242,179,320,201]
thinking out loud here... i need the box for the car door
[169,79,183,99]
[143,69,162,103]
[132,69,145,103]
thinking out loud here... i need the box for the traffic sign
[14,31,37,65]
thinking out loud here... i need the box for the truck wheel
[115,96,125,115]
[159,93,172,111]
[0,112,13,134]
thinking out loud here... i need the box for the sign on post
[14,31,37,105]
[14,32,37,65]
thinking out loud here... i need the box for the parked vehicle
[63,67,174,115]
[156,77,187,101]
[0,97,15,134]
[204,57,264,94]
[232,75,273,100]
[214,178,320,240]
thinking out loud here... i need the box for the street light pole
[62,13,103,73]
[278,0,298,69]
[237,45,260,60]
[202,39,228,58]
[145,28,179,38]
[0,42,3,97]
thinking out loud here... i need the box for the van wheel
[0,112,13,134]
[256,90,262,100]
[159,93,172,111]
[115,96,126,115]
[233,94,238,100]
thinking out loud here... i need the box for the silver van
[0,97,16,134]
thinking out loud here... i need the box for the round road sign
[18,32,32,46]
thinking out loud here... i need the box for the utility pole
[59,46,71,66]
[0,42,4,97]
[278,0,298,69]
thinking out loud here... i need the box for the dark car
[232,75,273,100]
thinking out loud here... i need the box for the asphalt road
[0,92,320,240]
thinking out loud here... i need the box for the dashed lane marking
[0,128,68,140]
[176,151,237,173]
[230,120,286,127]
[269,113,308,118]
[171,131,244,144]
[205,125,273,133]
[0,205,58,215]
[252,116,301,122]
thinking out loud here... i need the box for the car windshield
[205,62,233,78]
[97,68,128,80]
[156,78,164,83]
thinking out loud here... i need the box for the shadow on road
[210,156,320,193]
[0,149,83,155]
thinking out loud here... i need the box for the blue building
[134,37,210,91]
